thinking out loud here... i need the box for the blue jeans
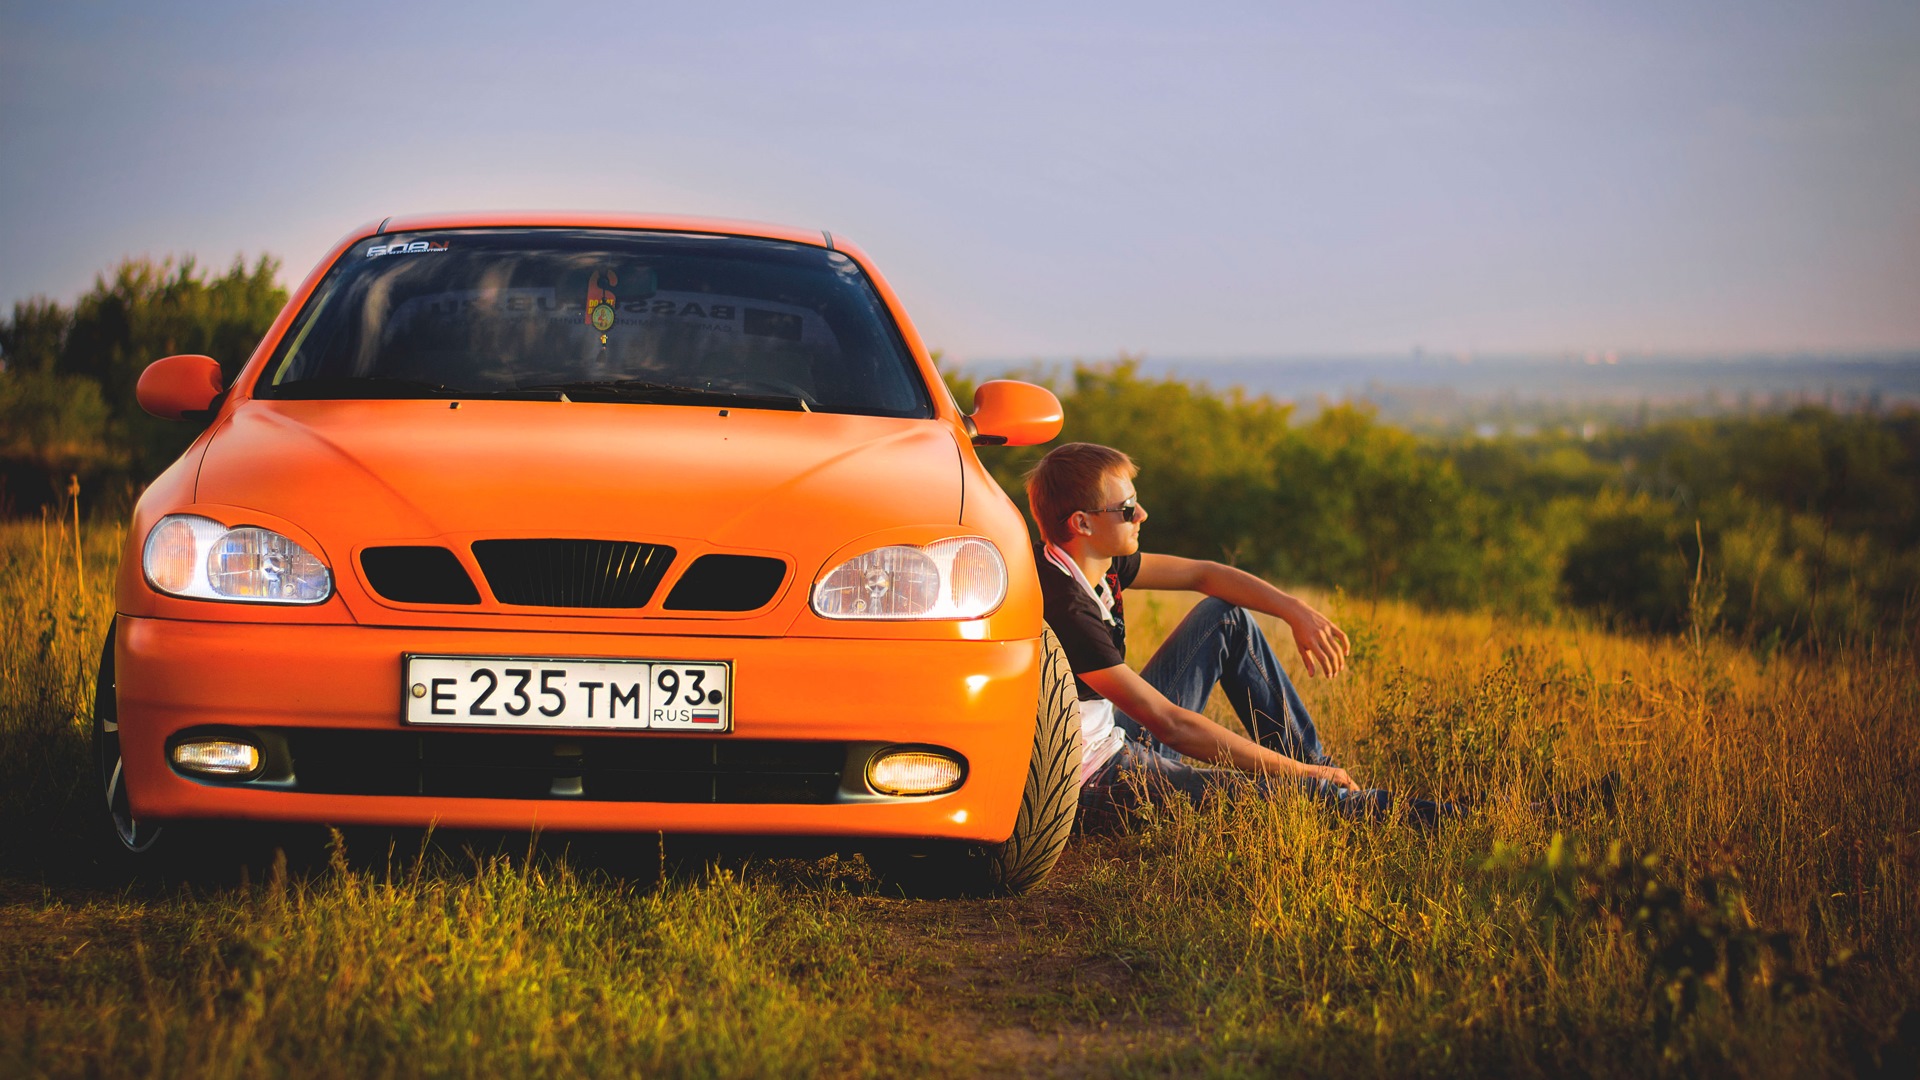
[1082,597,1450,825]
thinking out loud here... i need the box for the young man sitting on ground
[1026,441,1448,823]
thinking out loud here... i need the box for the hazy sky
[2,1,1915,360]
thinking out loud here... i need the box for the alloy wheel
[94,624,162,853]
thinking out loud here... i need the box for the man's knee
[1192,595,1256,633]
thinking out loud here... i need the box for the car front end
[107,213,1061,850]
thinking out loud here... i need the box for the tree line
[944,361,1919,650]
[0,255,286,511]
[3,255,1914,647]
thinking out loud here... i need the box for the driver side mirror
[136,354,226,420]
[966,380,1063,447]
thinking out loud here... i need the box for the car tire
[91,620,169,866]
[871,628,1082,898]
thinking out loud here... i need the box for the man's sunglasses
[1081,496,1141,524]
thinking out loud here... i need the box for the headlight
[142,514,332,604]
[811,537,1007,620]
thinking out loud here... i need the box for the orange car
[101,212,1078,895]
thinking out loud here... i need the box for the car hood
[193,399,963,554]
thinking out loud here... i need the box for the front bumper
[116,616,1039,843]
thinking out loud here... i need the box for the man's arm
[1080,664,1356,790]
[1130,553,1352,676]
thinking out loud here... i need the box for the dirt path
[853,849,1187,1077]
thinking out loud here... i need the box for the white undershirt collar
[1042,542,1115,624]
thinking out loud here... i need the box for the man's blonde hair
[1024,442,1137,545]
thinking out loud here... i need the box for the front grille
[360,546,481,605]
[663,555,789,611]
[275,730,846,803]
[471,539,676,608]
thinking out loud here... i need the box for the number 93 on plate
[402,654,731,732]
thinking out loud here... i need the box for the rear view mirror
[136,354,225,420]
[967,380,1063,447]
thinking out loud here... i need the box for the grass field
[1,514,1915,1077]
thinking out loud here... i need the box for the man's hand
[1298,763,1357,791]
[1284,602,1351,677]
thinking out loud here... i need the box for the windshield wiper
[519,380,810,412]
[266,376,561,401]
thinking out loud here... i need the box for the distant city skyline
[3,1,1916,360]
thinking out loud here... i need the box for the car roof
[375,211,832,249]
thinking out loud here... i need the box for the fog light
[171,739,262,778]
[867,749,965,796]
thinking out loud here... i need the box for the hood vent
[361,546,481,605]
[664,554,789,611]
[471,539,676,608]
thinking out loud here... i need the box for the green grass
[1,516,1915,1077]
[3,844,913,1078]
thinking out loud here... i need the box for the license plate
[403,654,731,731]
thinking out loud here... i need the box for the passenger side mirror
[967,380,1063,447]
[136,354,225,420]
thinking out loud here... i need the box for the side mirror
[967,380,1063,447]
[136,354,225,420]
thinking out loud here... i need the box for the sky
[2,0,1916,362]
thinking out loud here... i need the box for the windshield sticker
[366,240,450,258]
[383,289,833,349]
[585,270,618,332]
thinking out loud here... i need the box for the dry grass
[0,508,119,861]
[1075,589,1918,1075]
[1,518,1915,1077]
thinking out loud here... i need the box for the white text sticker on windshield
[367,241,450,258]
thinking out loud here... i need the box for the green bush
[944,359,1917,647]
[0,255,285,508]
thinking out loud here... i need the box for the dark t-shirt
[1034,543,1142,701]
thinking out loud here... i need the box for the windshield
[255,228,932,417]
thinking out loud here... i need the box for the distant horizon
[951,351,1920,425]
[955,349,1920,367]
[12,251,1917,368]
[3,243,1914,371]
